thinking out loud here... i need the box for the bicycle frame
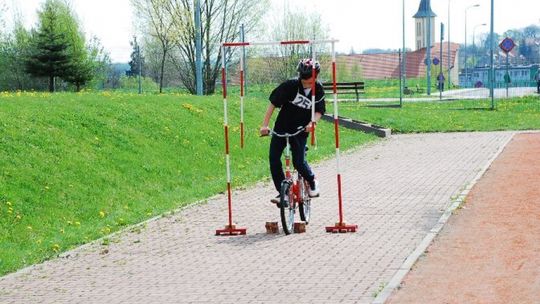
[268,127,311,234]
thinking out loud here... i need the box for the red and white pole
[240,50,245,149]
[216,45,246,236]
[326,41,357,233]
[310,44,317,146]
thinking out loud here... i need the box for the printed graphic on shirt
[291,92,322,109]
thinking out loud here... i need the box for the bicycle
[266,127,312,235]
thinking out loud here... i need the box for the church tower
[413,0,436,50]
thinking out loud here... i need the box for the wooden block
[294,222,306,233]
[265,222,279,234]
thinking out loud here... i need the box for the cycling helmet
[297,58,321,79]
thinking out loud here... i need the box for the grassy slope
[0,91,377,275]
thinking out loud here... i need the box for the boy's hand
[305,122,314,132]
[259,126,270,137]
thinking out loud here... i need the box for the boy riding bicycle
[259,58,326,204]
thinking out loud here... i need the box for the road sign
[433,57,440,65]
[499,37,515,53]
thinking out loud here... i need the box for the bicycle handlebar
[267,127,306,138]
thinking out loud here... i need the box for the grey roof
[413,0,437,18]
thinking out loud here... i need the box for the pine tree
[128,36,145,77]
[25,0,71,92]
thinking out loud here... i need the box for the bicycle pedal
[293,222,306,233]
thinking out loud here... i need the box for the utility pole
[426,0,432,96]
[136,36,142,94]
[489,0,495,108]
[195,0,203,95]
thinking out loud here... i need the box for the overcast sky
[5,0,540,63]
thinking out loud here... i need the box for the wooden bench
[322,81,365,101]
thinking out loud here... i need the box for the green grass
[339,96,540,133]
[0,91,377,275]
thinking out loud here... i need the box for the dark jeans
[269,133,315,193]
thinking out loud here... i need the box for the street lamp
[464,4,480,87]
[472,23,487,74]
[447,0,451,89]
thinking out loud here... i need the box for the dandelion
[52,244,60,252]
[6,201,12,206]
[99,211,106,218]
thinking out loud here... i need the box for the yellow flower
[27,226,32,230]
[75,221,81,226]
[52,244,60,252]
[6,201,12,206]
[99,211,106,218]
[15,214,21,220]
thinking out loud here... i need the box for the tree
[59,5,95,92]
[158,0,268,94]
[128,36,145,77]
[132,0,176,93]
[266,10,330,83]
[0,22,36,91]
[25,0,71,92]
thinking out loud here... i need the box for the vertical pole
[489,0,495,108]
[465,8,468,88]
[331,42,343,224]
[506,54,509,98]
[325,40,357,234]
[447,0,451,89]
[240,44,245,149]
[440,22,444,101]
[241,24,247,95]
[426,3,432,96]
[195,0,203,95]
[399,50,403,107]
[136,37,142,94]
[222,46,232,228]
[310,43,317,146]
[401,0,405,107]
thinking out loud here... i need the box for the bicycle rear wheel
[298,179,311,224]
[279,181,295,235]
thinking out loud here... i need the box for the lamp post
[472,23,487,80]
[447,0,451,89]
[464,4,480,88]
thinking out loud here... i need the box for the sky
[4,0,540,63]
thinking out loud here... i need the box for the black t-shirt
[269,78,326,134]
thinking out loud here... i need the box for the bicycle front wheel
[299,179,311,224]
[279,181,295,235]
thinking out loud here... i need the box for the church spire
[413,0,437,18]
[413,0,437,50]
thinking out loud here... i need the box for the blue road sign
[499,37,515,53]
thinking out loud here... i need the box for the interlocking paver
[0,132,513,304]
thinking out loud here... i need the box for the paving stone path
[0,132,513,304]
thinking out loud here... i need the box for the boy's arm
[306,112,322,132]
[260,103,275,136]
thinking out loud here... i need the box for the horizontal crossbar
[222,39,339,47]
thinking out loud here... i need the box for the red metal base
[326,222,358,233]
[215,224,247,236]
